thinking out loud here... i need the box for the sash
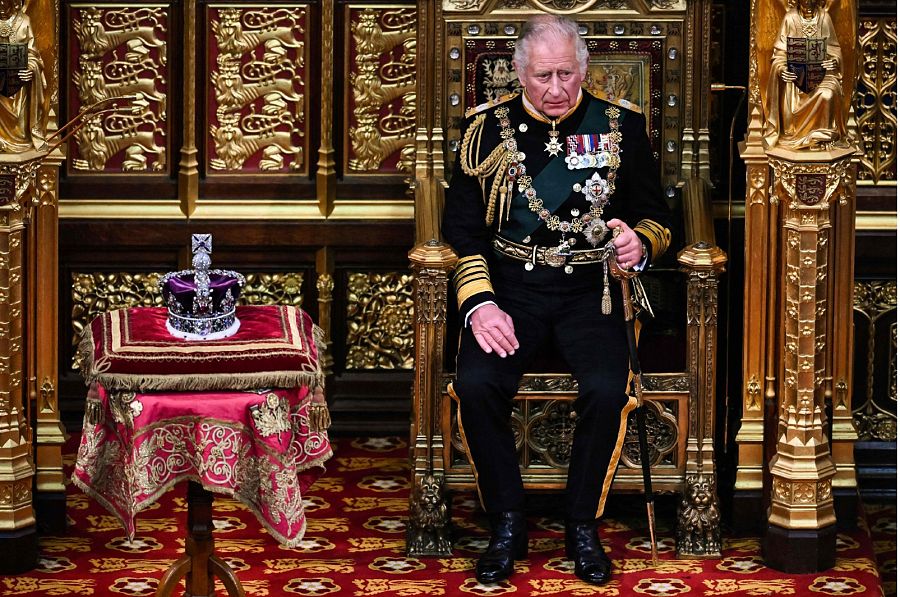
[501,97,617,243]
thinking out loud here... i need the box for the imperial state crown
[159,234,246,340]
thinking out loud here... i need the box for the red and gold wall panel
[67,5,170,174]
[205,4,310,174]
[343,5,416,176]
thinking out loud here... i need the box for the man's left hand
[607,219,642,270]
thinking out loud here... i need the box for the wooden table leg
[156,481,246,597]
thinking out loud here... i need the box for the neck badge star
[545,133,564,157]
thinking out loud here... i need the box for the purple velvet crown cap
[158,234,246,340]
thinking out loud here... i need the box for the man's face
[515,37,584,118]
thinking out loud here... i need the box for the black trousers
[454,259,630,521]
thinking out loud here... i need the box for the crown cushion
[78,305,324,392]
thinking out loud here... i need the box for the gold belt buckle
[543,246,566,267]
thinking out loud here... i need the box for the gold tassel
[309,386,331,433]
[85,399,104,426]
[602,259,612,315]
[496,185,507,231]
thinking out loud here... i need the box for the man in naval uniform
[442,14,672,586]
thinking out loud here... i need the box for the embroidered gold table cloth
[73,304,332,548]
[73,384,331,547]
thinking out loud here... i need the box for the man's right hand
[470,303,519,358]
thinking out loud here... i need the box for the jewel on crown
[159,234,246,340]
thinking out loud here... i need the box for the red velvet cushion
[79,305,323,392]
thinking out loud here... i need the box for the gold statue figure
[764,0,847,149]
[0,0,45,152]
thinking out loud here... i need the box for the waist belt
[493,236,613,269]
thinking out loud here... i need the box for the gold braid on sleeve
[460,113,510,227]
[633,219,672,261]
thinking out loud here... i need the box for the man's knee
[453,371,519,405]
[575,375,630,412]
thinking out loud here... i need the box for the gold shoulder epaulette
[464,90,522,119]
[584,87,643,114]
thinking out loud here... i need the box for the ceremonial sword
[607,234,660,565]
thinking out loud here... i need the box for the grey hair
[513,15,589,76]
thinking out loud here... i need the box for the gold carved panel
[344,5,417,176]
[345,272,414,369]
[206,5,308,174]
[70,272,305,370]
[852,280,897,441]
[444,17,682,191]
[69,6,169,173]
[854,17,897,185]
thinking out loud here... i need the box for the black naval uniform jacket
[443,90,672,318]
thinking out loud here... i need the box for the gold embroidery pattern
[73,389,332,548]
[250,392,291,437]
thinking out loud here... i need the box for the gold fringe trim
[77,316,326,392]
[77,324,97,375]
[83,370,324,393]
[312,324,327,358]
[595,395,638,519]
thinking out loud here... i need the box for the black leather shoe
[476,511,528,584]
[565,521,612,585]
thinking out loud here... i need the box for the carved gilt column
[0,154,41,573]
[179,0,198,216]
[733,0,771,533]
[317,0,336,217]
[406,240,455,557]
[316,248,335,377]
[413,0,441,243]
[676,242,726,559]
[762,146,855,572]
[734,104,771,532]
[31,155,66,533]
[827,157,859,526]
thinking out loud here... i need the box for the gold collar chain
[492,103,623,247]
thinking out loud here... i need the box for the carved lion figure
[676,474,721,556]
[406,474,452,555]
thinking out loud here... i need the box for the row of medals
[497,107,620,273]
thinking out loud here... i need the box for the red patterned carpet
[0,435,890,596]
[866,501,897,597]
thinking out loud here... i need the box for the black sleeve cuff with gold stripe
[633,219,671,262]
[452,255,494,313]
